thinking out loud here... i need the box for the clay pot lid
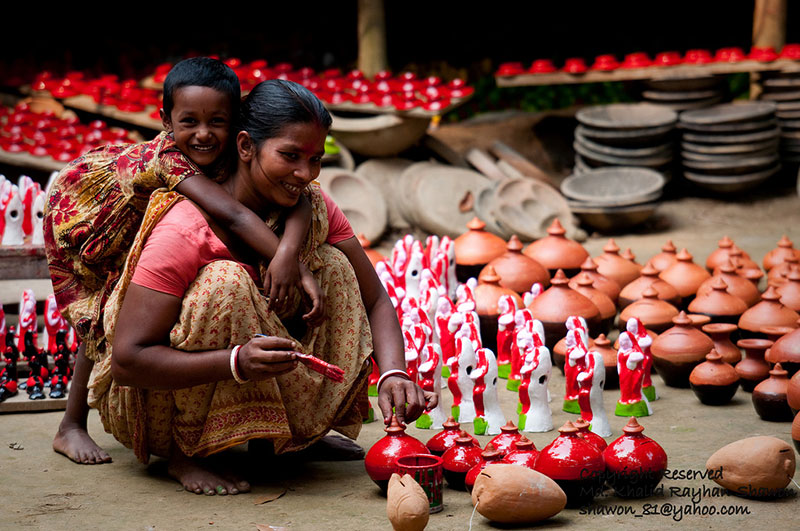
[481,443,503,460]
[557,421,579,435]
[442,416,460,430]
[546,218,567,237]
[650,240,679,271]
[640,261,659,277]
[385,415,407,434]
[456,431,476,445]
[688,314,712,328]
[777,235,794,249]
[454,217,508,266]
[499,421,519,434]
[764,235,800,271]
[718,236,734,249]
[603,239,620,255]
[620,262,681,302]
[761,325,796,340]
[513,437,536,451]
[702,322,738,335]
[622,417,646,435]
[620,286,679,325]
[621,248,638,262]
[688,277,748,316]
[671,311,694,326]
[522,219,588,270]
[529,270,600,322]
[660,248,712,298]
[690,349,739,386]
[506,234,524,252]
[580,257,600,272]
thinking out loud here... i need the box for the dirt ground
[2,112,800,530]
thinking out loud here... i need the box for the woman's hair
[162,57,241,118]
[240,79,332,147]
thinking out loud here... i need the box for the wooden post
[751,0,787,98]
[357,0,388,78]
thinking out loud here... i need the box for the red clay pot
[688,277,748,324]
[659,248,711,301]
[705,236,737,272]
[619,287,680,334]
[570,257,621,303]
[500,437,539,469]
[701,323,741,364]
[696,260,762,308]
[527,270,601,348]
[603,418,667,498]
[573,418,608,452]
[594,239,642,289]
[487,421,524,456]
[650,311,714,387]
[763,235,800,272]
[649,240,679,272]
[522,218,588,276]
[735,339,773,392]
[689,350,740,405]
[738,286,800,338]
[426,416,479,456]
[481,234,550,294]
[365,416,431,492]
[442,432,485,490]
[454,217,508,281]
[765,325,800,377]
[464,444,505,492]
[619,261,681,310]
[752,364,793,421]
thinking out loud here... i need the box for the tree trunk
[357,0,388,78]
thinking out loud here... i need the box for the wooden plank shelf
[0,150,65,173]
[61,95,163,130]
[0,384,69,413]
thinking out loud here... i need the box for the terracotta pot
[357,233,386,268]
[738,286,800,338]
[765,325,800,377]
[728,244,759,272]
[766,257,799,288]
[659,248,711,302]
[793,413,800,454]
[689,350,740,405]
[649,240,678,272]
[573,418,608,452]
[687,314,712,330]
[788,370,800,415]
[487,421,524,456]
[752,363,793,421]
[553,334,596,374]
[735,338,773,392]
[594,239,642,289]
[500,437,539,470]
[650,311,713,387]
[763,235,800,271]
[442,432,484,490]
[426,416,479,456]
[701,323,742,364]
[593,334,619,389]
[465,444,505,493]
[454,217,508,281]
[619,261,681,310]
[776,267,800,311]
[522,218,588,277]
[475,266,525,353]
[688,277,748,324]
[571,273,616,332]
[705,235,737,272]
[527,270,601,349]
[619,287,680,334]
[480,235,550,294]
[570,257,621,303]
[534,422,605,507]
[603,418,668,498]
[696,260,762,308]
[365,416,431,492]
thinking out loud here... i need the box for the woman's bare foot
[168,449,250,495]
[53,421,112,464]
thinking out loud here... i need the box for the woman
[87,80,430,495]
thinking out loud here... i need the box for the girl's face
[248,122,326,208]
[162,86,232,169]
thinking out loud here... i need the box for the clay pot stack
[678,102,781,193]
[638,76,728,112]
[758,70,800,165]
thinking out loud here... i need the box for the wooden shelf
[62,95,162,130]
[0,384,68,413]
[0,149,65,172]
[325,95,472,119]
[0,245,50,280]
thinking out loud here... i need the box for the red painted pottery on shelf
[534,422,606,507]
[688,314,712,330]
[529,59,557,74]
[618,261,681,310]
[689,350,740,405]
[659,248,711,302]
[655,51,683,66]
[501,437,539,469]
[619,287,679,334]
[684,49,713,64]
[603,418,667,498]
[426,416,479,456]
[763,235,800,271]
[594,239,642,289]
[569,257,621,303]
[701,323,741,364]
[649,240,679,272]
[766,325,800,377]
[563,57,588,74]
[621,52,652,69]
[454,217,508,282]
[688,278,748,324]
[735,338,773,392]
[705,236,737,272]
[593,334,619,389]
[650,311,714,387]
[481,235,550,294]
[573,418,608,452]
[752,364,793,421]
[696,260,762,308]
[572,273,616,333]
[777,268,800,311]
[464,444,504,492]
[487,421,524,456]
[365,416,431,492]
[591,54,620,71]
[442,432,484,491]
[522,219,588,277]
[738,286,800,338]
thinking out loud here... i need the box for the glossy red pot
[603,418,667,498]
[442,432,484,490]
[425,417,478,456]
[487,421,523,456]
[365,416,430,492]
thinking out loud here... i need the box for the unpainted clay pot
[738,286,800,338]
[696,260,762,308]
[553,334,595,374]
[387,473,430,531]
[571,273,616,332]
[619,286,680,334]
[776,267,800,311]
[570,256,621,303]
[594,239,642,289]
[471,463,566,524]
[762,325,800,376]
[793,413,800,454]
[705,235,737,272]
[735,338,773,392]
[522,218,588,277]
[650,311,714,387]
[442,432,484,490]
[618,261,681,310]
[573,418,608,452]
[358,233,387,268]
[706,436,796,497]
[475,266,525,352]
[603,417,668,498]
[687,313,712,330]
[787,369,800,414]
[465,444,505,492]
[763,235,800,272]
[701,323,742,364]
[366,416,431,492]
[766,257,799,288]
[593,334,619,389]
[487,421,524,456]
[752,363,793,421]
[659,248,711,302]
[687,277,748,324]
[527,269,601,349]
[689,350,740,405]
[649,239,678,272]
[454,217,508,281]
[728,244,760,272]
[426,416,479,456]
[500,437,539,469]
[480,234,550,294]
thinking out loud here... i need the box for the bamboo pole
[357,0,388,77]
[751,0,787,98]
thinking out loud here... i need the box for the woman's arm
[333,236,435,425]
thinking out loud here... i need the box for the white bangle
[377,369,411,392]
[230,345,248,384]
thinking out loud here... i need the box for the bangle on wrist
[377,369,411,392]
[230,345,248,384]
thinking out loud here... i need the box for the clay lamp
[749,45,779,62]
[522,218,588,277]
[689,350,740,405]
[603,418,668,498]
[696,260,761,308]
[591,334,619,389]
[365,415,431,493]
[619,261,681,310]
[779,43,800,60]
[534,421,605,507]
[765,325,800,377]
[620,52,652,69]
[480,234,550,294]
[688,277,748,324]
[590,54,620,71]
[571,273,616,334]
[752,364,793,421]
[528,59,557,74]
[775,268,800,312]
[487,421,524,456]
[553,333,596,374]
[454,217,508,282]
[705,235,738,272]
[569,256,621,304]
[650,311,714,388]
[441,431,484,490]
[573,418,608,452]
[654,51,683,66]
[619,287,679,335]
[357,234,386,268]
[701,323,742,364]
[738,286,800,339]
[683,49,713,64]
[500,437,538,469]
[474,266,524,353]
[788,370,800,415]
[764,236,800,272]
[562,57,588,74]
[496,62,525,76]
[735,338,773,392]
[594,239,642,289]
[659,248,711,304]
[464,444,504,493]
[649,239,678,272]
[426,416,479,456]
[527,269,600,349]
[714,47,747,62]
[767,257,799,288]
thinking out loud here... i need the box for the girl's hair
[162,57,241,118]
[240,79,332,147]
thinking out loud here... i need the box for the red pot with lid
[365,415,431,493]
[603,418,667,498]
[441,432,484,490]
[426,416,479,456]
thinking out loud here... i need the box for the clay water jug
[481,234,550,294]
[735,338,773,392]
[752,363,793,421]
[454,217,507,282]
[594,239,641,288]
[570,257,621,303]
[650,311,713,387]
[659,248,711,303]
[738,286,800,338]
[689,350,740,405]
[688,277,748,324]
[522,218,588,277]
[619,261,681,310]
[649,240,678,272]
[603,418,667,498]
[701,323,741,364]
[697,260,761,308]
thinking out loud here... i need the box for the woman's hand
[377,376,437,425]
[299,263,325,327]
[263,249,299,314]
[236,336,298,381]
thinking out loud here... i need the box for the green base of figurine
[615,400,650,417]
[415,413,433,429]
[451,405,460,422]
[643,385,658,402]
[368,383,378,397]
[473,416,488,435]
[506,378,521,392]
[498,364,511,379]
[363,406,376,424]
[562,399,580,414]
[441,366,450,379]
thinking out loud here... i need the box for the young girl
[46,57,322,464]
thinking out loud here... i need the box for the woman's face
[249,122,327,208]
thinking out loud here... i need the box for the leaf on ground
[253,489,287,505]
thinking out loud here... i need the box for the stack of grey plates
[574,103,678,180]
[639,76,728,112]
[679,102,781,193]
[760,71,800,164]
